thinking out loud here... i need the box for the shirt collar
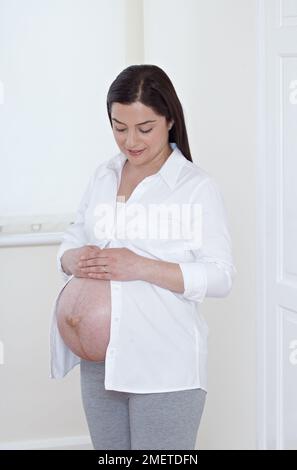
[104,142,187,190]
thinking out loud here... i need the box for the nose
[125,129,140,149]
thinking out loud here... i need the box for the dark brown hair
[106,64,192,162]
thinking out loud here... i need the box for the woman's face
[111,101,173,168]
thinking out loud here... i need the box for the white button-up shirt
[49,142,236,393]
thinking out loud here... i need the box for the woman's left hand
[77,247,145,281]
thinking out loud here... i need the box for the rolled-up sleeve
[179,177,236,303]
[56,172,96,282]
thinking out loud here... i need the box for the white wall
[0,0,258,449]
[0,0,126,220]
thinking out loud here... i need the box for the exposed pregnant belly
[56,277,111,362]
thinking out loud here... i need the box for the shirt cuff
[178,262,208,303]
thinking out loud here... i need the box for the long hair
[106,64,192,162]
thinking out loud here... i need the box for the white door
[258,0,297,450]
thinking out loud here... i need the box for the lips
[128,149,145,157]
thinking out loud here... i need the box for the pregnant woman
[50,64,236,450]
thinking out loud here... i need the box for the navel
[66,314,82,327]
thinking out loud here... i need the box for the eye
[115,127,152,134]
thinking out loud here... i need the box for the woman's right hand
[60,245,102,278]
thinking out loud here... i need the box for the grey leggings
[80,359,206,450]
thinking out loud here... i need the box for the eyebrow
[111,118,157,126]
